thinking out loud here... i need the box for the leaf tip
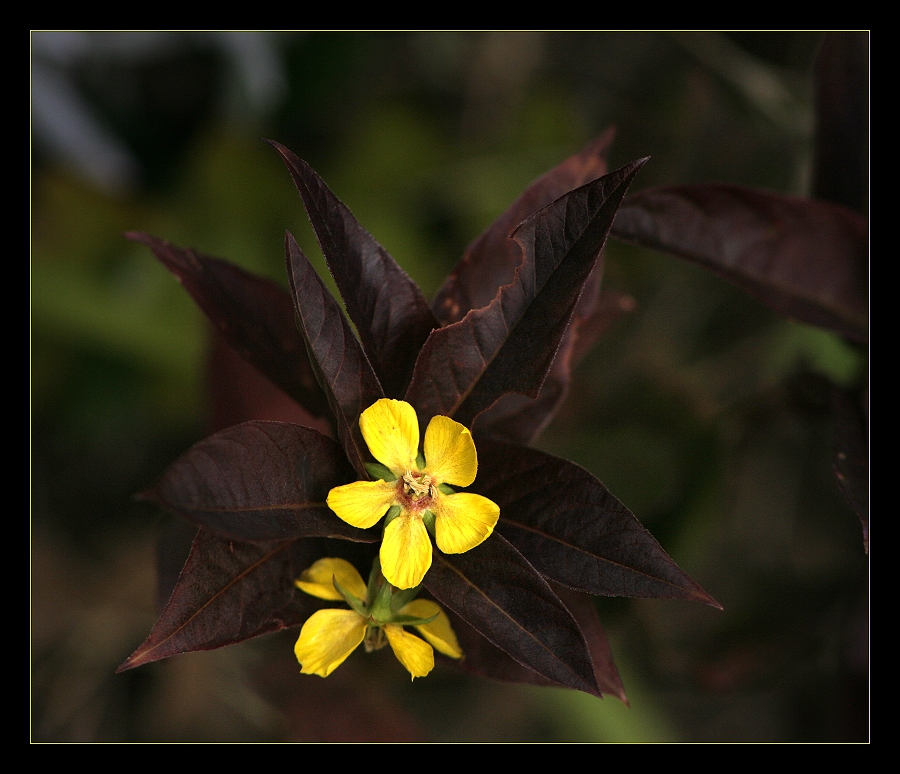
[114,658,135,674]
[266,139,308,176]
[124,230,159,249]
[681,577,722,610]
[115,645,151,674]
[262,137,284,153]
[625,156,651,177]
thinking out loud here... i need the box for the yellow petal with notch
[434,492,500,555]
[384,624,434,679]
[359,398,419,475]
[380,512,432,589]
[327,479,396,529]
[295,557,367,602]
[423,415,478,487]
[294,609,366,677]
[401,598,463,659]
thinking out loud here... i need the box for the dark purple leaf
[406,159,647,429]
[420,134,621,436]
[813,33,868,214]
[832,386,868,552]
[285,232,384,477]
[448,584,628,706]
[143,421,378,543]
[449,581,629,701]
[126,232,329,418]
[155,517,199,612]
[472,255,604,443]
[118,531,321,671]
[433,128,616,324]
[448,608,559,690]
[477,441,720,607]
[611,184,868,342]
[269,141,438,397]
[552,584,628,704]
[423,533,602,697]
[206,334,334,435]
[476,279,635,444]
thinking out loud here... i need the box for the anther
[403,470,433,499]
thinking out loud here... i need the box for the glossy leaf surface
[477,440,719,606]
[406,158,647,428]
[144,421,378,543]
[424,533,601,697]
[270,142,438,397]
[611,184,868,342]
[127,232,329,417]
[285,232,384,477]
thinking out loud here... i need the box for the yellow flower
[327,399,501,589]
[294,558,463,679]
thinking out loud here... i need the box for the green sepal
[369,575,396,625]
[332,575,369,619]
[388,612,440,627]
[366,555,383,603]
[415,451,426,469]
[422,509,436,538]
[390,585,421,613]
[365,462,396,482]
[382,504,402,529]
[437,483,455,495]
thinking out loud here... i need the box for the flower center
[402,470,435,500]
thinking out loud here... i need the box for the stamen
[403,470,433,499]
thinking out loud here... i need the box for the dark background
[32,31,868,742]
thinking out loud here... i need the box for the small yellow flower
[327,399,500,589]
[294,558,463,679]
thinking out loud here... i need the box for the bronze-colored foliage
[406,158,647,429]
[122,139,715,700]
[611,184,867,343]
[284,233,384,477]
[271,142,438,397]
[144,421,371,543]
[478,440,719,604]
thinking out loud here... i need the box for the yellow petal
[380,512,432,590]
[384,624,434,679]
[327,479,397,529]
[434,492,500,555]
[294,609,366,677]
[423,415,478,487]
[295,557,367,602]
[401,599,463,659]
[359,399,419,475]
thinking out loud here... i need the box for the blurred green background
[31,31,867,742]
